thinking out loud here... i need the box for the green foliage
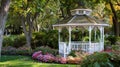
[34,46,58,56]
[32,30,58,49]
[118,37,120,41]
[71,30,82,41]
[83,36,89,42]
[14,35,26,48]
[3,30,58,49]
[3,35,26,48]
[106,35,118,45]
[3,35,17,47]
[109,51,120,67]
[68,50,76,57]
[81,52,113,67]
[112,45,120,51]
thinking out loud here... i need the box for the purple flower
[37,54,43,61]
[32,51,42,59]
[42,54,55,62]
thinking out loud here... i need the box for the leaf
[88,64,93,67]
[107,62,114,67]
[94,62,100,67]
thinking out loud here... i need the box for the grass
[0,55,79,67]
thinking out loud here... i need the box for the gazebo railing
[71,41,101,53]
[59,42,68,58]
[89,42,101,53]
[59,41,103,57]
[71,41,89,52]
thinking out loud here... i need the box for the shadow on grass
[0,55,32,62]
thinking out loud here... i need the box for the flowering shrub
[32,51,67,64]
[2,46,33,55]
[32,51,42,59]
[67,56,82,64]
[37,54,43,61]
[42,53,55,62]
[54,57,60,63]
[59,57,67,64]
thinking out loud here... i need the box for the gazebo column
[88,26,94,53]
[94,27,97,41]
[58,28,61,55]
[68,26,72,54]
[89,26,92,53]
[102,27,104,50]
[58,28,61,43]
[99,26,104,51]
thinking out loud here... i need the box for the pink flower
[32,51,42,59]
[59,57,67,64]
[101,49,112,53]
[37,54,43,61]
[42,54,55,62]
[54,57,60,63]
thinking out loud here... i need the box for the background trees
[0,0,119,51]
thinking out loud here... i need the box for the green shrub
[112,45,120,51]
[118,37,120,41]
[110,45,120,61]
[34,46,58,56]
[13,35,26,48]
[81,52,113,67]
[3,35,26,48]
[106,35,118,45]
[3,35,17,47]
[68,50,76,57]
[46,30,58,49]
[32,30,58,49]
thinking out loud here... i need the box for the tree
[0,0,11,57]
[10,0,49,48]
[84,0,120,36]
[109,0,120,36]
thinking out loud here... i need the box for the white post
[58,28,61,55]
[68,26,72,54]
[89,26,92,53]
[58,28,61,43]
[99,26,103,51]
[102,27,104,50]
[95,28,97,41]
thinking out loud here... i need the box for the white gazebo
[53,8,109,57]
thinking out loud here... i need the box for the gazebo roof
[53,9,109,27]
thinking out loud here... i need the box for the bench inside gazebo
[53,8,109,58]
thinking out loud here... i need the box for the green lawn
[0,55,79,67]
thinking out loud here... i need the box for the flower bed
[32,50,85,64]
[32,51,67,64]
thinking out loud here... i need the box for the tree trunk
[0,0,10,57]
[66,6,71,17]
[21,16,32,49]
[109,1,119,36]
[112,17,117,35]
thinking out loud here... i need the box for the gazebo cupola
[71,9,92,16]
[53,8,109,58]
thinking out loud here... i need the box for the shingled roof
[53,9,108,27]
